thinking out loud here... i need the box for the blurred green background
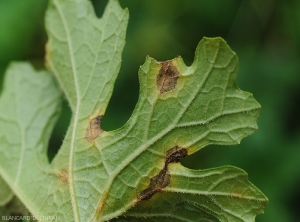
[1,0,300,221]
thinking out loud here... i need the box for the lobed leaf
[0,63,64,219]
[118,166,267,222]
[89,37,267,221]
[0,0,267,221]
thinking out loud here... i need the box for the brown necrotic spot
[156,60,179,94]
[138,168,171,201]
[166,146,188,164]
[59,169,69,184]
[85,116,103,142]
[138,146,187,201]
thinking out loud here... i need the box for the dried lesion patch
[156,60,180,94]
[85,115,103,142]
[138,146,187,201]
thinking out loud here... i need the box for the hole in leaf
[100,79,138,131]
[47,100,71,163]
[180,145,224,169]
[91,0,109,18]
[180,144,248,170]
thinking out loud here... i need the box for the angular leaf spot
[156,60,180,94]
[166,146,188,164]
[138,168,170,201]
[59,169,69,184]
[86,116,103,142]
[138,146,187,201]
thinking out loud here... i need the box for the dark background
[0,0,300,221]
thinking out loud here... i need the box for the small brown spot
[156,60,179,94]
[138,146,187,201]
[86,116,103,141]
[59,169,68,184]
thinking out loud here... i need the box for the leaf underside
[0,0,267,221]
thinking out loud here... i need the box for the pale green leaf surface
[0,176,13,206]
[45,0,266,220]
[45,0,129,221]
[45,0,128,115]
[0,0,267,221]
[90,38,266,221]
[0,63,66,219]
[117,166,267,222]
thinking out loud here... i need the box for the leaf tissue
[0,0,268,221]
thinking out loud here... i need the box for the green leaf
[0,62,63,218]
[118,166,267,222]
[45,0,128,114]
[0,0,267,221]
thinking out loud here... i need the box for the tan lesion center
[85,116,103,142]
[156,60,180,94]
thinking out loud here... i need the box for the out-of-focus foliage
[0,1,47,71]
[0,0,299,221]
